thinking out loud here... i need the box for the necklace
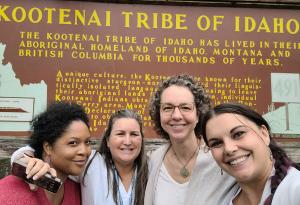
[171,141,200,178]
[113,167,136,205]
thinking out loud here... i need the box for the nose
[171,106,183,119]
[223,139,238,156]
[124,134,132,145]
[78,143,91,156]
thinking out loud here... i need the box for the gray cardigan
[144,143,238,205]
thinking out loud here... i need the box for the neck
[54,170,68,182]
[44,184,65,205]
[43,169,67,205]
[41,155,67,181]
[115,163,134,176]
[114,162,135,192]
[236,161,273,205]
[170,134,199,159]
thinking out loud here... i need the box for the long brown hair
[99,109,148,205]
[201,103,300,205]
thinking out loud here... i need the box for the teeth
[121,148,133,151]
[229,156,248,166]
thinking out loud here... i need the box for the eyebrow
[69,136,79,139]
[112,130,125,132]
[112,130,140,133]
[207,125,246,143]
[229,125,246,134]
[69,136,91,140]
[161,102,193,105]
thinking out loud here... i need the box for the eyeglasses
[160,103,195,115]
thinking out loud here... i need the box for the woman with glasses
[144,74,237,205]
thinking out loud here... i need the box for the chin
[68,168,84,176]
[231,171,253,182]
[172,135,188,141]
[120,159,136,166]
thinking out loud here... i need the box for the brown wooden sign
[0,0,299,137]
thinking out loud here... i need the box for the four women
[201,103,300,205]
[7,74,300,205]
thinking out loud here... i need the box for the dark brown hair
[201,103,300,205]
[149,74,211,139]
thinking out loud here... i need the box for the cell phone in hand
[11,159,63,193]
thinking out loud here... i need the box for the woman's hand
[22,155,57,191]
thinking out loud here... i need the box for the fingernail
[24,153,32,158]
[32,176,37,180]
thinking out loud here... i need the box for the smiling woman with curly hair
[0,101,92,205]
[145,74,237,205]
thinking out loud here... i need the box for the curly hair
[29,101,89,159]
[149,74,211,140]
[97,109,148,205]
[201,103,300,205]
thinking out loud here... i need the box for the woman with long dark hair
[201,103,300,205]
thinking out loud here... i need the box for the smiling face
[205,113,272,183]
[45,120,92,179]
[160,85,199,142]
[107,118,142,169]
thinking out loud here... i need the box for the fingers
[48,168,57,178]
[23,152,34,158]
[19,154,32,164]
[20,155,58,192]
[29,183,38,191]
[25,158,51,180]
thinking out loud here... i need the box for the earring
[45,155,51,165]
[268,147,273,161]
[203,145,210,153]
[220,169,223,175]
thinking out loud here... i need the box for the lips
[73,159,87,166]
[120,148,135,153]
[226,154,250,166]
[169,123,187,130]
[170,122,186,126]
[171,124,184,128]
[120,148,133,150]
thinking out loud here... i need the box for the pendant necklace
[171,141,200,178]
